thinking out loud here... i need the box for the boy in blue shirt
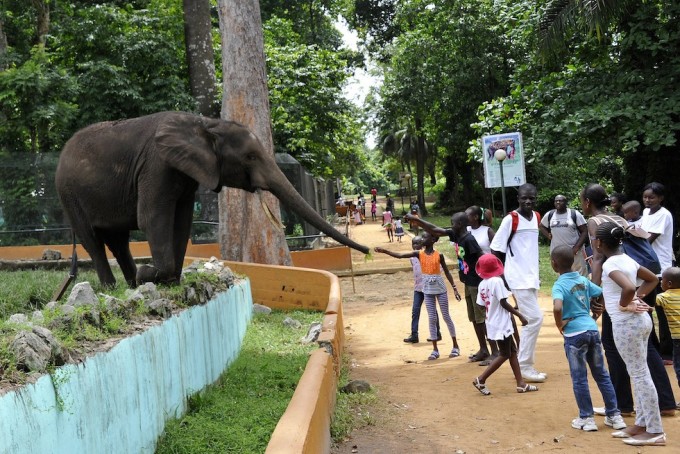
[551,245,626,432]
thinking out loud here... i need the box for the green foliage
[265,17,367,178]
[156,310,321,453]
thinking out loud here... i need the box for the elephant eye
[247,154,257,161]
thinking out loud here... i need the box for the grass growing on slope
[155,310,322,454]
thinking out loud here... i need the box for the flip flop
[428,350,440,360]
[473,377,491,396]
[622,433,666,446]
[468,352,489,362]
[517,384,539,393]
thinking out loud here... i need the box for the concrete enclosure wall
[0,282,253,454]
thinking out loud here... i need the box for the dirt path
[331,216,680,453]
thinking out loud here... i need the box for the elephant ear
[155,114,221,190]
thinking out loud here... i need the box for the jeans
[564,330,619,418]
[601,310,676,412]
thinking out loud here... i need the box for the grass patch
[331,354,377,444]
[155,310,322,453]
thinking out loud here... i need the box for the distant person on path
[371,200,377,222]
[593,221,665,446]
[408,208,421,235]
[539,194,589,276]
[490,183,547,383]
[394,217,405,242]
[386,194,395,213]
[465,205,495,254]
[375,231,462,361]
[656,266,680,390]
[402,236,441,344]
[382,209,394,242]
[550,245,626,432]
[472,253,537,396]
[407,212,498,362]
[371,187,377,202]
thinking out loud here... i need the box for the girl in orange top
[375,231,462,360]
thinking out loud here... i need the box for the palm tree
[538,0,637,52]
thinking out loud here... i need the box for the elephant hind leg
[102,230,137,288]
[76,227,116,287]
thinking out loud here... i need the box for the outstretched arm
[404,214,449,237]
[374,247,417,259]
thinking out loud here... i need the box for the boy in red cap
[472,253,538,395]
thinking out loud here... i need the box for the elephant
[55,111,369,287]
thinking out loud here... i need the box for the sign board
[481,132,526,188]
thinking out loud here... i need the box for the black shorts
[496,335,517,358]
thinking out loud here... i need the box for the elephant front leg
[138,205,182,285]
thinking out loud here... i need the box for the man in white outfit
[490,183,547,383]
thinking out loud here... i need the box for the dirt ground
[331,209,680,454]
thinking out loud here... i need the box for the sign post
[482,132,526,214]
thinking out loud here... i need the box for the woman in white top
[595,221,665,446]
[465,205,495,254]
[641,182,674,272]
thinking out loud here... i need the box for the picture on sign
[481,132,526,188]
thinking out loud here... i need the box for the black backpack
[592,214,661,274]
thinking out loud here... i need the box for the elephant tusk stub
[257,189,285,230]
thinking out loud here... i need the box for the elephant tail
[51,231,78,302]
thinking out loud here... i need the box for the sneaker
[403,335,419,344]
[604,414,627,430]
[593,406,606,416]
[571,417,598,431]
[521,370,546,383]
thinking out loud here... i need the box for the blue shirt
[551,271,602,335]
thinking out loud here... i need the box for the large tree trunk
[414,116,427,216]
[0,18,8,70]
[31,0,49,47]
[182,0,219,118]
[216,0,291,265]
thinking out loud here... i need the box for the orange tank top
[419,250,441,274]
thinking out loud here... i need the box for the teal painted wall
[0,281,253,454]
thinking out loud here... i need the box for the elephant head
[56,112,368,288]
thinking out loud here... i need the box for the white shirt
[602,254,642,324]
[641,206,674,272]
[476,276,513,340]
[490,211,540,289]
[468,225,491,253]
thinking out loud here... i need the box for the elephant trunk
[266,180,370,255]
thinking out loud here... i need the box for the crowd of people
[368,181,678,448]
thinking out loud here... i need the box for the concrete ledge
[0,282,253,454]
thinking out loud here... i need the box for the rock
[283,317,302,329]
[45,301,59,311]
[41,249,62,260]
[301,322,322,343]
[103,295,135,318]
[8,313,29,325]
[218,268,236,287]
[202,257,224,272]
[184,286,198,306]
[146,298,174,318]
[11,326,68,372]
[253,304,271,314]
[67,282,98,308]
[32,310,45,324]
[341,380,372,394]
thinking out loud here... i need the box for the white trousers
[511,288,543,371]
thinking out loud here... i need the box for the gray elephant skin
[55,111,369,287]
